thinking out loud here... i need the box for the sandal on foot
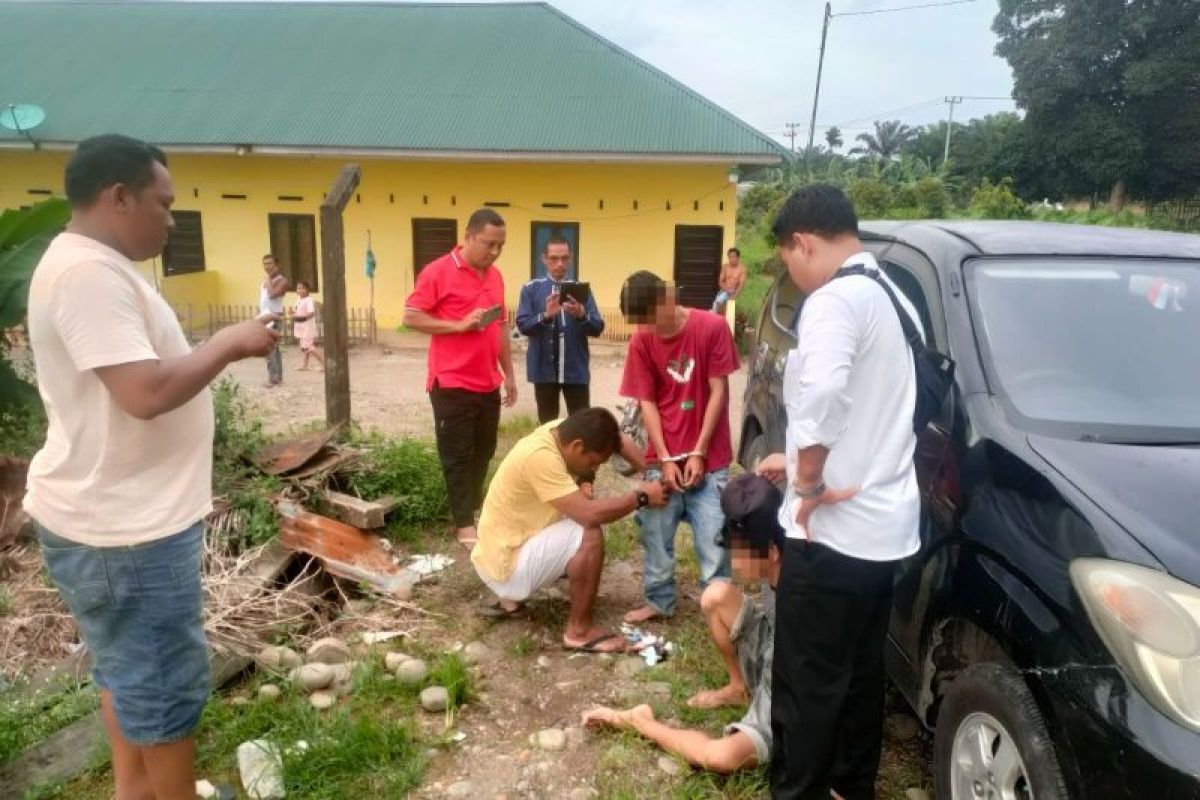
[476,600,524,619]
[562,632,625,654]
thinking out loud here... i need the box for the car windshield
[968,257,1200,443]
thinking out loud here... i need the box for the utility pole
[942,95,962,166]
[784,122,802,153]
[806,2,833,158]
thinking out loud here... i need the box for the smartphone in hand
[479,304,502,326]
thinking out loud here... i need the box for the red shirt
[619,309,740,471]
[405,247,507,392]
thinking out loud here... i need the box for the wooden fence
[202,304,376,346]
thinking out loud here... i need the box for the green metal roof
[0,1,785,163]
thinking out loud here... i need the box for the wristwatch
[635,490,650,509]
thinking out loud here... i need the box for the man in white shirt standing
[25,134,277,800]
[757,184,922,800]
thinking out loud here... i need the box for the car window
[770,272,802,336]
[882,261,936,342]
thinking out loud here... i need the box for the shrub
[845,178,893,219]
[969,178,1029,220]
[911,177,951,218]
[345,436,448,530]
[0,404,47,459]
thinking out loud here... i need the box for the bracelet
[795,481,826,500]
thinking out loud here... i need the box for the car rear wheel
[935,663,1068,800]
[742,432,769,471]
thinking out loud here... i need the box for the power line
[784,122,803,153]
[834,0,977,18]
[828,97,945,129]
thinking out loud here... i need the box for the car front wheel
[934,663,1069,800]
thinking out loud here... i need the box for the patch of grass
[498,413,539,440]
[212,379,282,550]
[427,653,473,710]
[509,632,537,658]
[0,404,47,459]
[0,681,100,767]
[344,435,448,533]
[604,517,639,562]
[0,587,11,616]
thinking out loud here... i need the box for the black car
[739,221,1200,799]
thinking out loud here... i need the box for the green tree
[849,120,916,162]
[994,0,1200,204]
[824,126,844,152]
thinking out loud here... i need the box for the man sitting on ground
[581,472,782,772]
[472,408,668,653]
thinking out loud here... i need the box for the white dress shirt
[777,251,923,561]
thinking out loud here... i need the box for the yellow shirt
[472,422,580,582]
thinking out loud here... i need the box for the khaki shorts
[476,519,584,602]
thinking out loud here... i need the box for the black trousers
[771,540,897,800]
[429,383,501,528]
[533,382,590,423]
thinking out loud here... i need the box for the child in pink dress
[292,281,324,371]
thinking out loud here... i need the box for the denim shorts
[37,521,211,746]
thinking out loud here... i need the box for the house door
[673,225,723,309]
[412,218,458,278]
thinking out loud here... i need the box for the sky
[544,0,1018,150]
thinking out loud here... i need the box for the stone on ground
[384,651,414,671]
[395,658,429,686]
[564,726,586,748]
[236,740,285,800]
[256,645,302,673]
[657,755,684,776]
[258,684,282,701]
[614,656,646,678]
[905,790,932,800]
[462,641,494,665]
[535,655,552,669]
[292,663,335,691]
[421,686,450,712]
[531,728,566,752]
[309,691,336,710]
[447,780,474,799]
[195,779,217,799]
[329,663,353,685]
[305,637,351,665]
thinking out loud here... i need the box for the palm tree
[850,120,916,161]
[824,126,844,152]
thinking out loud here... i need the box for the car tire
[742,432,769,471]
[934,662,1069,800]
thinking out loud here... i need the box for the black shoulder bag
[832,265,955,433]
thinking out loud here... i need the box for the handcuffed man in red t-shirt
[403,209,518,548]
[618,270,740,622]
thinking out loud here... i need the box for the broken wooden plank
[322,490,398,530]
[252,428,337,476]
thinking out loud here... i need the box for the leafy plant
[845,178,893,219]
[0,199,70,410]
[344,435,448,531]
[211,379,281,549]
[0,405,47,459]
[969,177,1030,220]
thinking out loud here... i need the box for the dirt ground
[219,331,748,440]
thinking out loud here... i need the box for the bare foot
[623,604,666,624]
[455,526,478,549]
[687,683,749,709]
[563,626,626,653]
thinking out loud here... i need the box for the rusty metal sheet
[0,456,29,550]
[253,428,337,476]
[277,500,415,595]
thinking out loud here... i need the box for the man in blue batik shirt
[516,234,605,422]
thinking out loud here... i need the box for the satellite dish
[1,104,46,134]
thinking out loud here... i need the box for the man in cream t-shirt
[25,134,276,800]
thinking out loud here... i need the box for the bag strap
[832,264,923,349]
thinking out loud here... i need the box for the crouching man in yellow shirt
[471,408,668,652]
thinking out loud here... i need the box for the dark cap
[719,472,786,552]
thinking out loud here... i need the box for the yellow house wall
[0,151,738,330]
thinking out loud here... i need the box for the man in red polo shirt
[404,209,518,548]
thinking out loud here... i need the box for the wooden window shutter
[162,211,206,276]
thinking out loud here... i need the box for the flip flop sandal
[476,600,524,619]
[563,632,625,654]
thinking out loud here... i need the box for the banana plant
[0,197,70,408]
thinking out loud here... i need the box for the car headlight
[1071,558,1200,732]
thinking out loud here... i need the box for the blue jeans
[37,522,210,746]
[636,467,732,615]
